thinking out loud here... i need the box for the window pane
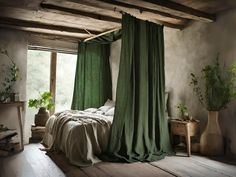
[27,50,51,97]
[25,50,50,142]
[55,53,77,112]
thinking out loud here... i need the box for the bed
[42,99,115,166]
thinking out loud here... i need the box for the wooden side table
[0,101,25,151]
[170,119,199,156]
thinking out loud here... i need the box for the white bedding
[43,109,113,166]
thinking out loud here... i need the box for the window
[26,49,77,112]
[25,49,77,143]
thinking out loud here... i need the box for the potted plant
[28,92,54,126]
[176,103,192,121]
[190,57,236,156]
[0,49,19,102]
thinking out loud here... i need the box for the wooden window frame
[28,46,77,115]
[50,52,57,115]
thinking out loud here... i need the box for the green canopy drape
[71,30,121,110]
[71,43,111,110]
[106,14,173,162]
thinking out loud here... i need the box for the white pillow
[98,105,112,113]
[105,107,115,116]
[104,99,115,107]
[95,110,104,115]
[84,108,98,113]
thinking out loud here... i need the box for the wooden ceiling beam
[0,24,82,43]
[69,0,188,29]
[0,7,121,34]
[99,0,188,21]
[41,0,121,23]
[109,0,216,22]
[0,23,89,41]
[0,17,99,35]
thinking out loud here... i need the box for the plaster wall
[164,8,236,154]
[110,39,121,101]
[0,28,27,146]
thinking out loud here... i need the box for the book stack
[29,125,46,143]
[0,126,20,156]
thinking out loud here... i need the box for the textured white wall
[110,39,121,101]
[164,9,236,155]
[0,28,27,146]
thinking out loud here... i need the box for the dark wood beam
[0,17,99,35]
[145,0,216,22]
[0,23,87,42]
[110,0,216,22]
[99,0,188,21]
[41,1,121,23]
[0,7,121,34]
[70,0,187,29]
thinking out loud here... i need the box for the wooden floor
[0,144,236,177]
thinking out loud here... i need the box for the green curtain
[71,42,112,110]
[106,14,173,162]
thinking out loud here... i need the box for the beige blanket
[43,110,113,166]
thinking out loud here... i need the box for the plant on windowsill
[190,56,236,156]
[0,49,19,102]
[28,91,54,126]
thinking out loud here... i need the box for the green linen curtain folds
[71,30,121,110]
[71,43,111,110]
[106,14,173,162]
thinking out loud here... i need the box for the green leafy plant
[176,103,189,119]
[28,92,54,110]
[190,56,236,111]
[0,49,19,102]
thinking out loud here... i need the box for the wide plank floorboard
[1,144,236,177]
[151,154,236,177]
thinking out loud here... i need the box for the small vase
[200,111,224,156]
[34,107,49,126]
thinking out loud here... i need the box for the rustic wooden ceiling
[0,0,235,42]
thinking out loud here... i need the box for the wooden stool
[170,119,199,156]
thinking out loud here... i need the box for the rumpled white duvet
[43,109,113,166]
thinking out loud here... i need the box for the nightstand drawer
[171,122,186,136]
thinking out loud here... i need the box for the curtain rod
[83,27,121,42]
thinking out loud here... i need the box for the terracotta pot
[34,107,49,126]
[200,111,224,156]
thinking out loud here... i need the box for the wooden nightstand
[170,119,199,156]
